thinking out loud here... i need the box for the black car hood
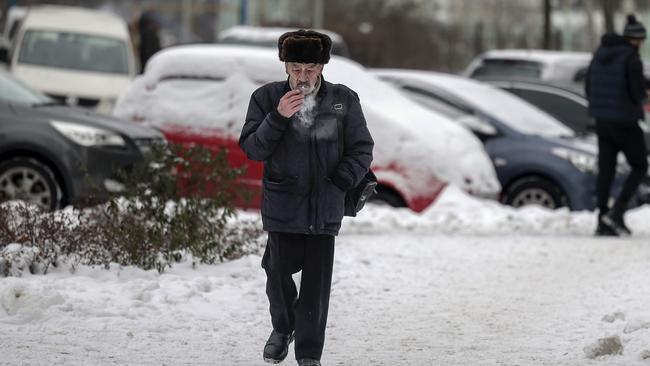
[10,103,164,140]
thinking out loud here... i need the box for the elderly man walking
[239,30,374,365]
[586,14,649,236]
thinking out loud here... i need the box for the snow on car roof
[218,25,345,45]
[478,49,592,65]
[142,44,286,83]
[21,5,130,37]
[116,45,501,197]
[372,69,575,138]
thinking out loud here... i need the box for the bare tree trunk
[602,0,615,33]
[473,22,485,56]
[313,0,324,29]
[585,0,597,49]
[543,0,552,49]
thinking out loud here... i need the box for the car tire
[0,157,62,211]
[502,176,567,209]
[368,187,406,208]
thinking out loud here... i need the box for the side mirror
[456,115,498,137]
[0,37,10,64]
[0,47,8,64]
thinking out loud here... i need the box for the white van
[5,5,137,114]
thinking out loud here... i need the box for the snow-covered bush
[0,202,91,276]
[0,144,264,277]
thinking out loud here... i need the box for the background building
[2,0,650,71]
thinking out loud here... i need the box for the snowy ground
[2,187,650,365]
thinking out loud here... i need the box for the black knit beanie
[623,14,646,39]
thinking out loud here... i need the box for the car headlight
[552,147,598,174]
[50,120,126,147]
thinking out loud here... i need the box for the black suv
[0,69,165,210]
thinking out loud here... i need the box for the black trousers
[596,120,648,213]
[262,232,335,360]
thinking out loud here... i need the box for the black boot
[595,209,618,237]
[263,330,294,364]
[603,202,632,236]
[595,218,618,237]
[297,359,321,366]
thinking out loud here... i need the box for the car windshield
[18,30,129,74]
[440,78,574,137]
[471,59,542,80]
[0,69,51,104]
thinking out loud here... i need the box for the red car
[115,45,500,212]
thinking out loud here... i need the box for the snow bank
[342,185,650,236]
[0,278,65,324]
[114,45,500,200]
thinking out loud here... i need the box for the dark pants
[262,232,335,361]
[596,120,648,214]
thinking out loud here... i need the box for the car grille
[133,137,166,157]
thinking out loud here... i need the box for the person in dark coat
[586,14,649,236]
[137,11,161,73]
[239,30,374,365]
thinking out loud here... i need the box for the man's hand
[277,90,304,118]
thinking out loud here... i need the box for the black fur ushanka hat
[278,29,332,64]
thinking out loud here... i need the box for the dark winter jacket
[586,33,646,123]
[239,77,374,236]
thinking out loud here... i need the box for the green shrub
[0,143,264,276]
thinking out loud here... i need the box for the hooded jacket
[586,33,646,122]
[239,78,374,236]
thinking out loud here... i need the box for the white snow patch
[602,311,626,323]
[0,278,64,323]
[624,320,650,334]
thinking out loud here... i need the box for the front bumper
[68,137,164,206]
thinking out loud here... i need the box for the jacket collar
[601,33,637,50]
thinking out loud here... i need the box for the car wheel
[502,176,567,209]
[368,188,406,208]
[0,157,62,211]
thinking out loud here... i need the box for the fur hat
[278,29,332,64]
[624,14,646,39]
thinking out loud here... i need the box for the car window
[18,30,129,74]
[441,79,574,137]
[401,85,469,119]
[0,69,51,104]
[471,59,542,80]
[510,88,593,134]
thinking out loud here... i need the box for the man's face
[629,38,645,48]
[285,62,324,94]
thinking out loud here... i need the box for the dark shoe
[602,213,631,236]
[297,359,321,366]
[595,215,618,237]
[263,330,294,364]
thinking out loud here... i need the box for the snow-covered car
[463,49,592,88]
[114,45,500,212]
[0,5,137,114]
[374,69,650,210]
[218,25,351,58]
[487,79,650,150]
